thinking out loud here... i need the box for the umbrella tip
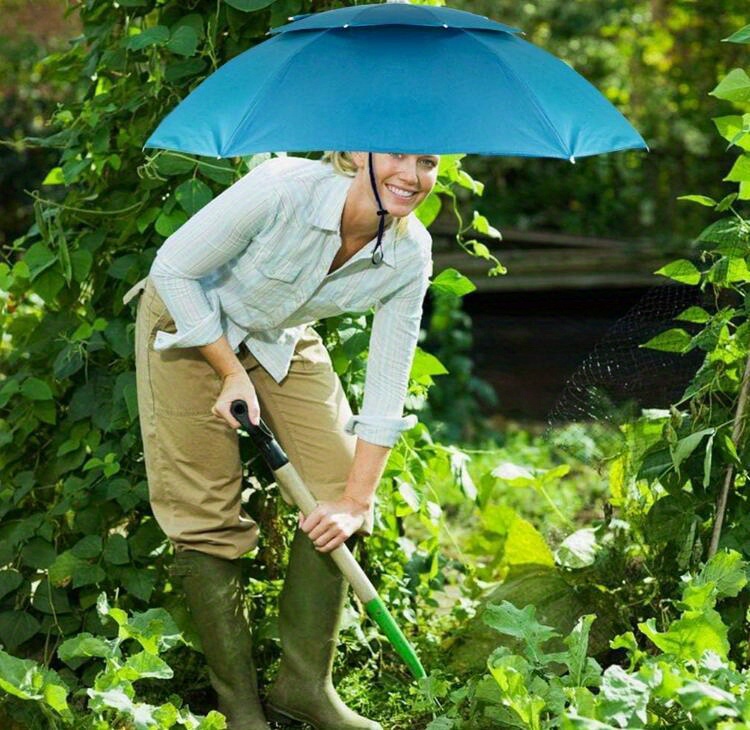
[569,155,576,164]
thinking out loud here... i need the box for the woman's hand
[299,496,369,552]
[211,370,260,428]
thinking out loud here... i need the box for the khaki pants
[131,277,372,561]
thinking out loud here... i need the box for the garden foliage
[4,1,750,729]
[0,0,502,725]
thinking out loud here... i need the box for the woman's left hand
[299,496,369,552]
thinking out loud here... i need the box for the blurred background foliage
[3,0,748,251]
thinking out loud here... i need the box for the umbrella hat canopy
[144,3,647,159]
[270,3,521,34]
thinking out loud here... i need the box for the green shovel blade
[364,596,426,680]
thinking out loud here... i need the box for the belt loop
[122,276,149,306]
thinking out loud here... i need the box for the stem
[708,349,750,558]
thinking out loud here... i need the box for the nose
[398,156,420,187]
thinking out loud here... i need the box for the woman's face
[352,152,440,217]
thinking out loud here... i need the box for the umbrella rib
[223,30,330,156]
[466,30,572,159]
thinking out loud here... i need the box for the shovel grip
[230,400,289,470]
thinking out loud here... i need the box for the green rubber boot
[265,529,382,730]
[171,550,270,730]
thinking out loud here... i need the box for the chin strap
[367,152,388,266]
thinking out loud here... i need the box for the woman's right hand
[211,370,261,428]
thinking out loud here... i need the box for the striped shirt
[149,156,433,447]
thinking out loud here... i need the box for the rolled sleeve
[149,159,282,349]
[347,262,431,448]
[344,414,418,448]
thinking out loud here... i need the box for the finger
[217,406,241,429]
[313,527,341,551]
[308,519,333,542]
[300,506,324,533]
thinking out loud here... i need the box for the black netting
[546,284,710,461]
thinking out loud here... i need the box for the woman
[125,150,439,730]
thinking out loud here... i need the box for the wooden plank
[430,227,679,291]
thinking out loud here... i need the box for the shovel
[230,399,426,680]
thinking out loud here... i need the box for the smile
[386,184,418,199]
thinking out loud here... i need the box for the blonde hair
[322,151,358,176]
[321,152,410,235]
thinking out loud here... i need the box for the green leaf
[155,209,188,237]
[126,26,170,51]
[42,167,65,185]
[0,648,69,713]
[31,577,71,614]
[104,534,130,565]
[0,570,23,602]
[107,255,141,285]
[711,68,750,103]
[639,609,729,661]
[71,249,93,282]
[430,268,476,297]
[58,632,120,662]
[20,377,53,401]
[164,57,207,83]
[23,242,57,280]
[121,651,174,680]
[695,550,748,599]
[724,24,750,43]
[564,614,598,687]
[71,535,103,559]
[136,207,161,233]
[21,537,57,568]
[555,528,599,569]
[714,116,750,152]
[725,153,750,183]
[641,328,692,353]
[676,194,716,207]
[0,611,41,649]
[472,210,502,238]
[654,259,701,285]
[197,158,235,185]
[48,550,87,586]
[671,428,714,471]
[492,462,535,485]
[167,25,199,57]
[645,494,695,545]
[155,154,194,176]
[415,191,442,227]
[121,567,157,602]
[716,193,739,211]
[482,600,560,663]
[123,606,182,653]
[675,306,710,324]
[410,348,448,381]
[175,178,213,215]
[486,653,544,728]
[72,563,106,589]
[597,665,649,728]
[225,0,276,11]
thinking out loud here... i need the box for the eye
[419,158,438,169]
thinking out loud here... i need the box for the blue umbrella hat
[145,0,647,263]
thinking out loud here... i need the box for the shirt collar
[310,170,401,269]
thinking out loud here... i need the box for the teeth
[387,184,416,199]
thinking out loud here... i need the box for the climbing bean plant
[0,0,503,725]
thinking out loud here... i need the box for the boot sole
[265,703,311,727]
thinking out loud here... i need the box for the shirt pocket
[256,256,302,284]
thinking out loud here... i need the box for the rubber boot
[265,529,383,730]
[171,550,271,730]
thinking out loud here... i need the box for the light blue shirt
[149,156,433,447]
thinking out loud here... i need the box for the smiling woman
[122,150,439,729]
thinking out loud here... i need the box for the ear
[350,152,367,170]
